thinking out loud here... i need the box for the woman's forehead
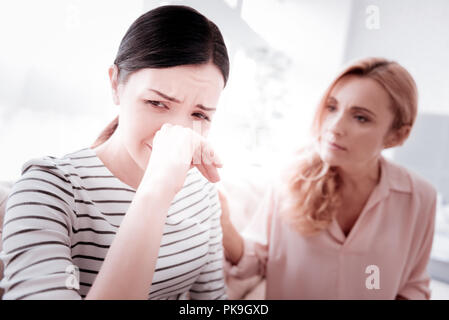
[123,65,224,105]
[329,75,391,111]
[130,64,223,86]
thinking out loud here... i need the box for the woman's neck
[337,157,381,193]
[93,131,144,190]
[334,157,382,236]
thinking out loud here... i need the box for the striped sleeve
[0,160,81,299]
[189,185,227,300]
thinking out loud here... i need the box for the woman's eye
[355,115,369,123]
[146,100,167,108]
[193,112,210,121]
[326,105,337,112]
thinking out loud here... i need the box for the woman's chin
[319,151,342,167]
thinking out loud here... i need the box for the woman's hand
[140,123,223,197]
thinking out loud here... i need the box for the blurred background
[0,0,448,298]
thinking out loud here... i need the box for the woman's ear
[384,125,411,148]
[109,65,120,105]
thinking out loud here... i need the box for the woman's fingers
[195,162,220,183]
[190,132,223,183]
[143,123,206,195]
[194,145,220,182]
[149,123,223,185]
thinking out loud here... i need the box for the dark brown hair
[92,5,229,148]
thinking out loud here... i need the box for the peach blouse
[225,157,437,299]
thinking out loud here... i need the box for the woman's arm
[219,186,276,279]
[85,185,174,299]
[1,164,168,300]
[219,190,244,265]
[396,188,437,300]
[86,124,223,299]
[0,167,83,300]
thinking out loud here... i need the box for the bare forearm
[221,219,244,265]
[86,188,173,300]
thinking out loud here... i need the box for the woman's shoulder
[15,148,102,196]
[383,157,437,205]
[5,150,93,220]
[20,148,93,182]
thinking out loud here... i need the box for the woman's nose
[328,113,346,137]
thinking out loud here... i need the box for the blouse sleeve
[0,162,81,300]
[397,188,437,300]
[224,186,277,279]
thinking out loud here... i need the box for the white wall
[343,0,449,115]
[0,0,144,181]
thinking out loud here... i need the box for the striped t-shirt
[0,148,226,300]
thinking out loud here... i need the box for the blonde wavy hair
[282,57,418,235]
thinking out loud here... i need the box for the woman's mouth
[327,140,347,151]
[145,143,153,150]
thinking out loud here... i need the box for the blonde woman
[220,57,437,300]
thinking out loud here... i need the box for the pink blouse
[225,157,437,299]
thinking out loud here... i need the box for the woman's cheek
[355,134,380,159]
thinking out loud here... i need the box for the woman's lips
[145,143,153,150]
[327,141,347,151]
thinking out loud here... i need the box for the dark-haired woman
[0,5,229,300]
[220,57,437,300]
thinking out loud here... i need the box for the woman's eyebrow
[148,89,181,103]
[352,106,377,118]
[196,104,216,111]
[148,88,216,111]
[327,96,338,104]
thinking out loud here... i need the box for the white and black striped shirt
[0,148,226,300]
